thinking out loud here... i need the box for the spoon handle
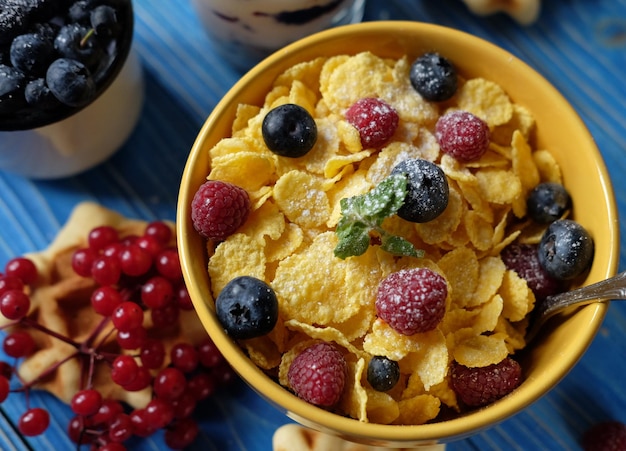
[538,270,626,319]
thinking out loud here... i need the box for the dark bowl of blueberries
[0,0,135,130]
[177,21,619,447]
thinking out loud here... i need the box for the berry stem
[20,318,80,348]
[80,28,96,48]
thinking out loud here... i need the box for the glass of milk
[191,0,366,70]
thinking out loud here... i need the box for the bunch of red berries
[0,221,235,450]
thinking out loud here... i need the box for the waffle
[273,424,445,451]
[461,0,541,24]
[0,202,207,408]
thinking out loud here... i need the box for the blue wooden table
[1,1,625,449]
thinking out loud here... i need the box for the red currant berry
[139,338,166,369]
[108,413,133,443]
[129,408,156,438]
[121,365,152,392]
[99,442,127,451]
[197,338,224,368]
[4,257,38,285]
[141,276,174,309]
[153,367,187,401]
[144,398,174,429]
[0,375,9,402]
[213,362,237,386]
[116,327,148,350]
[171,390,197,419]
[118,244,152,277]
[67,415,93,445]
[0,275,24,296]
[0,361,12,379]
[175,284,194,310]
[18,407,50,436]
[135,235,163,258]
[91,399,124,425]
[151,303,179,329]
[91,286,123,317]
[155,248,182,282]
[111,355,138,386]
[3,331,35,358]
[71,388,103,416]
[111,301,144,332]
[164,418,199,450]
[0,289,30,320]
[145,221,172,245]
[91,255,122,286]
[170,343,199,373]
[88,226,119,252]
[187,372,216,400]
[102,242,124,259]
[72,248,98,277]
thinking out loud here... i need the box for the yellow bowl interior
[177,21,619,446]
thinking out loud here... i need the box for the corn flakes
[201,51,563,425]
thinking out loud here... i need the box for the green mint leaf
[334,173,422,259]
[381,234,424,258]
[334,221,370,259]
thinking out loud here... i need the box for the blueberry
[24,78,59,109]
[262,103,317,158]
[538,219,594,280]
[0,64,26,113]
[69,0,99,23]
[215,276,279,340]
[10,33,55,77]
[54,23,104,72]
[527,182,572,224]
[390,158,449,223]
[367,356,400,392]
[46,58,96,107]
[91,5,119,38]
[410,52,458,102]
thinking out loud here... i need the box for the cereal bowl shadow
[177,21,618,447]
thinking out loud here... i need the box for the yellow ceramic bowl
[177,21,618,446]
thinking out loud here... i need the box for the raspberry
[345,97,399,149]
[501,243,563,301]
[581,421,626,451]
[287,342,347,407]
[435,110,490,162]
[450,357,522,407]
[191,180,250,241]
[375,268,447,335]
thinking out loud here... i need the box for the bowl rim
[177,20,619,444]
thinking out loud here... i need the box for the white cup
[0,50,144,179]
[191,0,366,70]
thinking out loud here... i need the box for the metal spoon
[526,270,626,342]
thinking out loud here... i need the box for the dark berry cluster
[0,222,236,450]
[0,0,133,130]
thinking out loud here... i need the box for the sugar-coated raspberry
[191,180,250,241]
[450,357,522,407]
[345,97,399,149]
[287,342,347,407]
[375,268,447,335]
[435,110,490,162]
[581,421,626,451]
[501,243,563,301]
